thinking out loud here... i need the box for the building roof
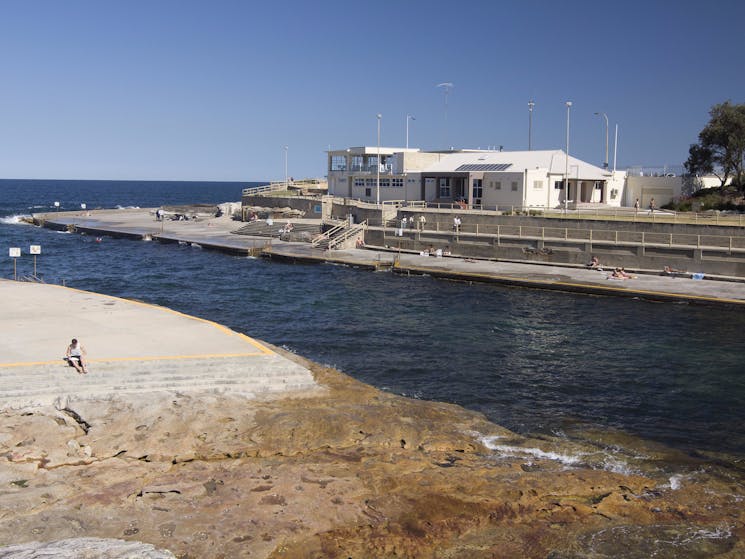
[421,150,611,180]
[328,146,420,156]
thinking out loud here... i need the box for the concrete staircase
[0,355,318,409]
[232,221,321,239]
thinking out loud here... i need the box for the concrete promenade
[0,280,318,409]
[34,208,745,306]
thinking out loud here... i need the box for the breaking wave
[0,214,31,225]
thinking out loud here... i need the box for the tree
[685,101,745,188]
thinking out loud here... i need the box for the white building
[327,147,626,209]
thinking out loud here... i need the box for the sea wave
[0,214,32,225]
[480,435,584,466]
[478,434,641,474]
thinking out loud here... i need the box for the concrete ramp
[0,281,318,408]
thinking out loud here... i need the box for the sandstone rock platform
[0,281,743,558]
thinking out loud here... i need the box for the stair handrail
[311,220,349,247]
[328,220,368,250]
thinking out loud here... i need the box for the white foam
[0,214,32,225]
[668,474,683,490]
[479,434,638,474]
[480,436,584,466]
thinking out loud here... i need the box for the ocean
[2,179,745,460]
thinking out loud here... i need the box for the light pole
[565,101,572,213]
[436,82,453,148]
[284,145,289,187]
[594,112,609,169]
[528,100,535,150]
[376,113,382,205]
[406,114,415,149]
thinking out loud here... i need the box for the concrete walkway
[34,208,297,255]
[0,281,318,409]
[34,208,745,306]
[264,244,745,306]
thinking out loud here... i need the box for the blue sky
[1,0,743,181]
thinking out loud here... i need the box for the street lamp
[436,82,453,148]
[528,100,535,150]
[284,145,289,188]
[594,112,609,169]
[406,114,415,149]
[565,101,572,213]
[376,113,382,205]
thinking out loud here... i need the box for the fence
[382,221,745,252]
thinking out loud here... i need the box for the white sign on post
[54,201,60,208]
[81,203,87,210]
[9,248,21,258]
[30,245,41,255]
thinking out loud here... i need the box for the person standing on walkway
[634,198,640,213]
[418,215,426,230]
[649,198,656,213]
[65,338,88,374]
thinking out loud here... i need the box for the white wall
[481,172,524,208]
[625,176,682,208]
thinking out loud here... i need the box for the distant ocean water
[2,179,745,461]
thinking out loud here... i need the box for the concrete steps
[233,221,320,238]
[0,356,317,408]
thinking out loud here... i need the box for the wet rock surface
[0,537,176,558]
[0,349,743,558]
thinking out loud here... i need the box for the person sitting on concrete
[355,238,365,248]
[662,265,686,277]
[587,256,603,271]
[65,338,88,374]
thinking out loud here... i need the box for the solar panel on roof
[455,163,512,172]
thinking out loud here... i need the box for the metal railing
[380,221,745,252]
[393,201,745,226]
[312,220,349,248]
[328,220,367,250]
[243,179,326,197]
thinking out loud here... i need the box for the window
[351,155,364,171]
[533,180,544,189]
[554,180,565,190]
[354,178,365,187]
[511,181,518,192]
[494,181,501,190]
[391,178,404,188]
[439,178,451,198]
[365,188,371,197]
[472,179,483,199]
[594,181,603,190]
[331,155,347,171]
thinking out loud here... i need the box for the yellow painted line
[398,264,745,306]
[0,352,269,369]
[44,284,275,355]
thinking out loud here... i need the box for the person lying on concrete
[662,265,686,277]
[65,338,88,374]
